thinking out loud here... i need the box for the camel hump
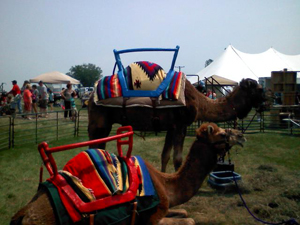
[94,64,185,101]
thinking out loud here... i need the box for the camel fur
[88,78,263,171]
[11,123,246,225]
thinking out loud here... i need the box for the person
[31,85,39,114]
[37,80,48,117]
[212,91,217,99]
[206,89,216,99]
[21,80,30,94]
[61,83,76,119]
[60,88,65,110]
[23,84,32,119]
[70,92,77,121]
[48,89,54,111]
[5,94,16,115]
[8,80,22,113]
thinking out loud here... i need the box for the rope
[232,172,298,225]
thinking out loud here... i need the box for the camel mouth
[236,142,244,147]
[236,137,247,147]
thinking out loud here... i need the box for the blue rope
[232,172,298,225]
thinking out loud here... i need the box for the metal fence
[0,107,299,150]
[0,110,81,150]
[187,108,300,136]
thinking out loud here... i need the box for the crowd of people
[0,80,78,121]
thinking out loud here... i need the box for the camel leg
[158,217,195,225]
[166,209,188,218]
[172,126,187,171]
[88,118,112,149]
[161,129,174,172]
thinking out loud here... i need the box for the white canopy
[29,71,80,84]
[189,45,300,84]
[204,75,238,86]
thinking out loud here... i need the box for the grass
[1,129,299,224]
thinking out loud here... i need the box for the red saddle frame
[38,126,140,222]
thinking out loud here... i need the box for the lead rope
[232,173,298,225]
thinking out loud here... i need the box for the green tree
[67,63,103,87]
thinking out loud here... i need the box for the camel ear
[207,125,214,134]
[196,125,214,139]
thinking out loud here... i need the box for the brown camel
[88,78,264,171]
[11,123,245,225]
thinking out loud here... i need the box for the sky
[1,0,300,90]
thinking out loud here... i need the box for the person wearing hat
[8,80,22,113]
[37,80,48,117]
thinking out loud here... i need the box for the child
[70,92,77,121]
[32,85,39,114]
[48,89,54,111]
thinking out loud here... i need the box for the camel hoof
[166,209,188,218]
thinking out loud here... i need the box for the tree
[205,59,213,68]
[67,63,103,87]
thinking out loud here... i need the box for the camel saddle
[93,61,186,108]
[38,126,160,224]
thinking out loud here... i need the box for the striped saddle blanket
[95,61,184,101]
[41,149,159,224]
[62,149,155,200]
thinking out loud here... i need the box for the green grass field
[1,130,299,224]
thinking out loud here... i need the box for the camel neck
[193,86,251,122]
[166,141,217,207]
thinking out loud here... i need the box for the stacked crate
[271,70,297,105]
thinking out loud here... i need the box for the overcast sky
[1,0,299,90]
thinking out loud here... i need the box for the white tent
[189,45,300,84]
[29,71,80,84]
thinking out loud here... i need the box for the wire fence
[0,107,299,151]
[187,108,300,136]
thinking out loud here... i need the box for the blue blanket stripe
[107,75,112,98]
[86,149,116,194]
[134,156,155,196]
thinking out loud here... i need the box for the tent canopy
[204,75,238,86]
[29,71,80,84]
[189,45,300,84]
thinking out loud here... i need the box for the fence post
[56,111,59,141]
[9,116,12,149]
[11,116,15,148]
[35,114,38,144]
[74,111,77,137]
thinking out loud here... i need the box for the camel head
[239,78,265,111]
[225,128,246,147]
[196,123,228,153]
[196,123,245,156]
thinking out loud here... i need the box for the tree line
[66,63,103,87]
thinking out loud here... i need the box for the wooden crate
[283,92,296,105]
[271,71,297,93]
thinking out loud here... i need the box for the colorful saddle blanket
[95,61,184,101]
[45,149,159,224]
[62,149,156,199]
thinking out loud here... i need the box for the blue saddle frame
[113,46,180,98]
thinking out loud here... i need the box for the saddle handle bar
[38,126,134,178]
[113,45,180,73]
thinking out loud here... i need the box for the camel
[88,78,264,172]
[11,123,246,225]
